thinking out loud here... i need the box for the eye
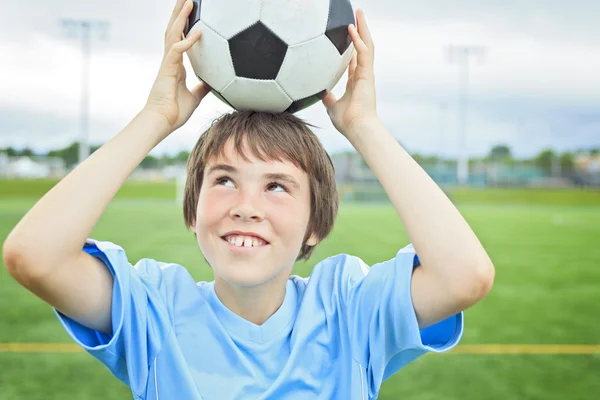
[215,176,234,187]
[267,181,288,193]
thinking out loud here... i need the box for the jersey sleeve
[53,239,175,396]
[344,244,464,397]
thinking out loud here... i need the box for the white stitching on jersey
[155,360,159,400]
[354,256,370,276]
[360,365,366,400]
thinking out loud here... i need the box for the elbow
[3,240,45,287]
[473,261,495,301]
[454,258,495,309]
[3,240,26,281]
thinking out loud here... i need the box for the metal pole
[59,19,109,165]
[80,22,91,165]
[447,45,485,186]
[457,51,469,185]
[437,102,448,177]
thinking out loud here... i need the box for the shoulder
[84,238,200,297]
[289,253,373,300]
[290,244,419,293]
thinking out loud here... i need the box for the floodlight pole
[438,101,448,160]
[59,19,110,165]
[446,45,485,185]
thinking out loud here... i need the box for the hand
[144,0,210,133]
[322,9,378,137]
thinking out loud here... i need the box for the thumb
[191,81,210,103]
[322,91,337,111]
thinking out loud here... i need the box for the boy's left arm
[324,9,494,330]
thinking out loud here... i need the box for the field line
[0,343,83,353]
[447,345,600,354]
[1,343,600,354]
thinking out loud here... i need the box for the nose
[229,190,265,222]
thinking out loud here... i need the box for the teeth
[226,235,266,248]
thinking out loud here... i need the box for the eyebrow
[206,164,301,189]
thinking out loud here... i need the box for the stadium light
[446,45,486,185]
[59,19,110,165]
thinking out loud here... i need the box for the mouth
[220,233,270,250]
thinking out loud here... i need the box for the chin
[213,263,290,288]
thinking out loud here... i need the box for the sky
[1,0,599,158]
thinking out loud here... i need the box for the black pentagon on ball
[326,0,355,55]
[286,90,327,114]
[202,80,235,109]
[184,0,203,37]
[228,22,288,80]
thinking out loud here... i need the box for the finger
[348,24,375,86]
[348,23,373,73]
[191,81,210,103]
[348,51,358,78]
[166,0,195,48]
[356,9,374,50]
[322,91,337,111]
[346,52,357,90]
[170,28,202,56]
[166,0,186,34]
[348,24,368,55]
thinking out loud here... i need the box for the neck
[213,271,289,325]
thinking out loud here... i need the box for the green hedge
[449,187,600,205]
[0,179,176,199]
[2,179,599,205]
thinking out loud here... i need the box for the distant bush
[448,187,600,205]
[0,179,177,199]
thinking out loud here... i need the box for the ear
[305,232,320,247]
[190,219,197,234]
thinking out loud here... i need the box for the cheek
[267,195,311,236]
[196,190,229,228]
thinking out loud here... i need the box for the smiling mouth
[221,234,269,249]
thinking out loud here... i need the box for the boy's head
[183,111,338,286]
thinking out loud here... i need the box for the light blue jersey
[55,239,463,399]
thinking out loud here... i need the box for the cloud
[0,0,599,157]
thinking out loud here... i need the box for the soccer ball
[183,0,356,113]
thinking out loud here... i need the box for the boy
[3,1,494,399]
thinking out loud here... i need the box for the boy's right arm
[2,110,171,334]
[2,0,207,335]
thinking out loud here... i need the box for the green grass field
[1,181,599,399]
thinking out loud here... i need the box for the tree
[47,142,101,168]
[535,149,557,175]
[48,143,79,167]
[21,148,34,157]
[559,152,575,174]
[488,144,512,162]
[174,150,190,164]
[0,147,33,157]
[140,155,161,169]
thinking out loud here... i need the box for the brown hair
[183,110,338,261]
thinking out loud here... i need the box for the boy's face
[191,138,318,287]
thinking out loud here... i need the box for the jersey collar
[203,280,298,344]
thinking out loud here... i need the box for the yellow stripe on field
[448,345,600,355]
[0,343,83,353]
[1,343,600,354]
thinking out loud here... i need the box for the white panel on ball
[277,35,341,100]
[260,0,329,45]
[200,0,262,40]
[186,22,236,92]
[221,78,293,113]
[327,43,355,91]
